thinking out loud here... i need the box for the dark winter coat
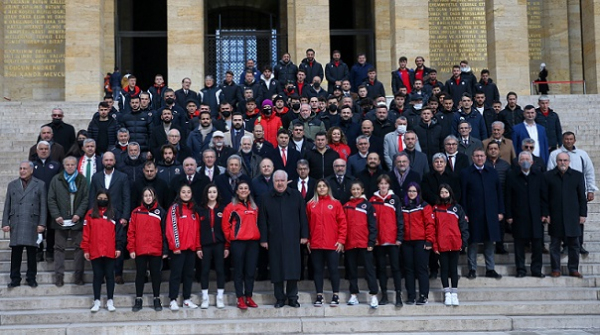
[505,169,548,239]
[2,177,47,247]
[544,167,587,238]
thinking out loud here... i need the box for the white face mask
[414,103,423,110]
[397,125,407,134]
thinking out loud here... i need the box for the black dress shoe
[580,247,589,255]
[36,252,44,262]
[379,293,389,305]
[7,281,20,288]
[515,273,526,278]
[26,280,38,287]
[288,299,300,308]
[466,270,477,279]
[532,273,545,278]
[485,270,502,279]
[274,300,286,308]
[429,272,438,279]
[495,248,508,255]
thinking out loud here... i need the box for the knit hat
[262,99,273,107]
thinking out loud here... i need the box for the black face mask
[97,200,109,208]
[221,111,231,118]
[328,105,338,112]
[165,98,174,105]
[292,103,301,111]
[286,86,294,92]
[441,197,451,204]
[52,119,62,125]
[313,82,320,89]
[263,108,272,116]
[77,140,84,148]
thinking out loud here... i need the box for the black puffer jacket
[118,110,152,152]
[87,114,119,152]
[274,60,298,86]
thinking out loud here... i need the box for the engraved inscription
[527,0,543,83]
[428,0,488,79]
[3,0,65,78]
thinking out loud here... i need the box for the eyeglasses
[52,114,63,117]
[334,165,346,168]
[523,145,534,149]
[445,143,458,146]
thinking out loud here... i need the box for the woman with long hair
[222,181,261,309]
[401,182,435,305]
[81,190,125,313]
[342,180,378,308]
[198,184,228,309]
[433,184,469,306]
[326,126,351,161]
[369,174,404,307]
[306,179,347,307]
[165,184,202,311]
[128,187,166,312]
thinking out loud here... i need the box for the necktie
[464,139,468,146]
[301,180,307,198]
[448,155,454,171]
[86,158,91,184]
[188,175,192,184]
[398,134,404,152]
[282,148,287,166]
[338,176,343,185]
[496,140,502,145]
[208,168,213,181]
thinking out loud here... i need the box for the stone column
[541,0,570,94]
[567,0,584,94]
[287,0,330,83]
[582,0,600,94]
[373,0,392,94]
[65,0,105,101]
[485,0,530,95]
[167,0,204,89]
[103,0,116,75]
[390,0,429,94]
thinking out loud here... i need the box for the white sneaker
[170,300,179,311]
[106,299,116,312]
[451,293,459,306]
[216,295,225,309]
[90,299,101,313]
[369,295,379,309]
[444,292,452,306]
[183,299,198,309]
[347,294,359,305]
[201,297,209,309]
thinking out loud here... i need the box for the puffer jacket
[432,203,469,252]
[369,190,404,245]
[306,195,347,250]
[81,208,125,260]
[118,110,152,152]
[127,202,167,257]
[165,203,201,252]
[222,200,260,246]
[343,197,377,250]
[274,59,298,85]
[401,201,435,247]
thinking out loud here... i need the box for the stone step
[1,300,598,326]
[1,286,598,311]
[0,276,595,299]
[0,315,512,334]
[511,315,600,330]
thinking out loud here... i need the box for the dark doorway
[329,0,375,68]
[116,0,168,89]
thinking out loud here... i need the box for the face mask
[414,103,423,110]
[397,125,407,134]
[292,103,300,110]
[214,141,224,148]
[519,161,532,170]
[313,82,320,89]
[52,119,62,125]
[328,105,338,112]
[165,98,174,105]
[97,200,109,208]
[221,111,231,118]
[78,140,84,147]
[263,108,272,116]
[441,196,450,203]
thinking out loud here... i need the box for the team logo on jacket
[191,214,196,220]
[217,212,223,217]
[389,199,395,205]
[327,205,333,210]
[154,209,160,215]
[175,168,181,174]
[48,164,54,169]
[148,112,153,117]
[452,206,457,212]
[361,204,367,209]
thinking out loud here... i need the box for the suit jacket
[173,172,210,205]
[223,129,253,151]
[383,132,422,171]
[444,152,470,177]
[325,174,354,204]
[197,165,225,182]
[89,170,131,221]
[512,123,550,164]
[267,146,301,181]
[402,149,430,179]
[482,137,516,164]
[290,137,314,157]
[148,124,183,158]
[457,137,483,163]
[295,177,317,203]
[175,88,199,109]
[2,177,47,247]
[389,169,421,200]
[347,153,367,177]
[214,173,251,205]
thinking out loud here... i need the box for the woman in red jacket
[306,179,347,307]
[222,181,260,309]
[198,184,228,309]
[128,187,166,312]
[327,126,351,161]
[165,185,202,311]
[369,174,404,307]
[81,190,125,313]
[433,184,469,306]
[343,180,378,308]
[401,182,435,305]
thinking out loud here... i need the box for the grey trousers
[467,241,495,271]
[54,229,84,278]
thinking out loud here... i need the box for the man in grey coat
[47,156,89,287]
[2,161,47,288]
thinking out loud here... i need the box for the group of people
[3,51,596,313]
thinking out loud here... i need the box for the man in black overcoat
[258,170,309,308]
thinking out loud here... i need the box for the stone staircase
[0,96,599,333]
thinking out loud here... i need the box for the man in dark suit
[289,123,314,157]
[505,151,548,278]
[325,158,353,204]
[148,109,183,159]
[443,135,469,177]
[197,148,225,182]
[460,148,504,280]
[89,151,131,284]
[402,131,429,178]
[173,157,210,205]
[267,129,301,181]
[389,152,421,199]
[2,161,47,288]
[175,77,199,110]
[29,126,65,163]
[361,120,385,168]
[252,158,274,207]
[457,120,484,163]
[295,159,317,203]
[357,152,385,199]
[214,155,252,205]
[545,152,587,278]
[511,138,546,173]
